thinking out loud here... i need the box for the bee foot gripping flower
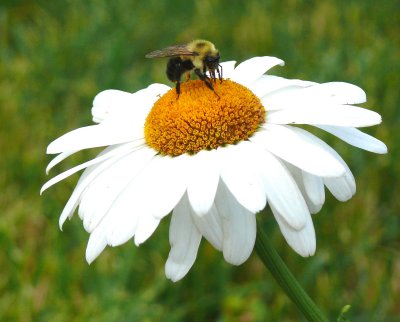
[42,56,387,282]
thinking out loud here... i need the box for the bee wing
[145,45,198,58]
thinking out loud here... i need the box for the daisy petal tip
[39,186,46,195]
[40,181,54,195]
[58,211,72,231]
[223,253,248,266]
[370,140,388,154]
[166,273,181,283]
[107,232,132,248]
[166,274,181,283]
[85,253,96,265]
[365,111,383,126]
[358,91,367,104]
[294,242,316,258]
[151,213,162,220]
[46,141,61,155]
[303,249,315,257]
[133,238,142,247]
[301,238,316,257]
[86,237,107,264]
[307,246,316,257]
[259,56,284,66]
[85,245,100,264]
[165,260,187,283]
[132,232,153,247]
[380,144,388,154]
[152,212,169,220]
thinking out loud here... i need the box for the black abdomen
[166,57,194,82]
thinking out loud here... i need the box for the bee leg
[202,65,208,77]
[175,80,181,96]
[202,66,214,82]
[194,68,219,98]
[185,72,191,82]
[210,70,216,82]
[217,64,223,83]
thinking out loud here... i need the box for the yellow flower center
[144,79,265,156]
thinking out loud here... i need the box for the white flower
[42,56,387,282]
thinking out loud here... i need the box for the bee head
[204,53,220,70]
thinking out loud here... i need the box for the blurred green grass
[1,0,399,321]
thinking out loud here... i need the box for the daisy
[42,56,387,282]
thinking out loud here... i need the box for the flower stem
[255,220,330,322]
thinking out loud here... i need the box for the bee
[145,39,222,96]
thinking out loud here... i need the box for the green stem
[255,220,330,322]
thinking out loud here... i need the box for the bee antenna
[217,64,223,83]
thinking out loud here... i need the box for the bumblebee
[145,39,222,96]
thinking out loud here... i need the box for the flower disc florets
[144,79,265,156]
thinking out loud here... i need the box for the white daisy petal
[252,125,346,177]
[215,181,256,265]
[262,85,320,112]
[322,153,355,202]
[324,173,355,202]
[298,170,325,214]
[262,81,365,110]
[262,90,301,111]
[92,89,137,123]
[219,143,266,214]
[307,139,356,202]
[302,82,366,104]
[85,180,142,248]
[266,103,382,127]
[46,150,78,174]
[47,124,144,155]
[78,184,97,222]
[57,145,134,228]
[145,83,171,94]
[278,129,356,202]
[42,142,139,195]
[231,56,285,86]
[115,83,170,124]
[251,75,315,98]
[85,224,108,264]
[271,204,316,257]
[191,203,223,251]
[316,125,388,154]
[249,145,309,229]
[82,146,157,233]
[148,154,189,219]
[299,128,356,201]
[301,171,325,213]
[165,193,202,282]
[104,154,187,246]
[187,149,220,216]
[101,194,141,247]
[59,170,99,227]
[134,215,161,246]
[284,162,325,214]
[92,84,170,124]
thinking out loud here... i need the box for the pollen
[144,80,265,156]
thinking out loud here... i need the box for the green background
[1,0,398,321]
